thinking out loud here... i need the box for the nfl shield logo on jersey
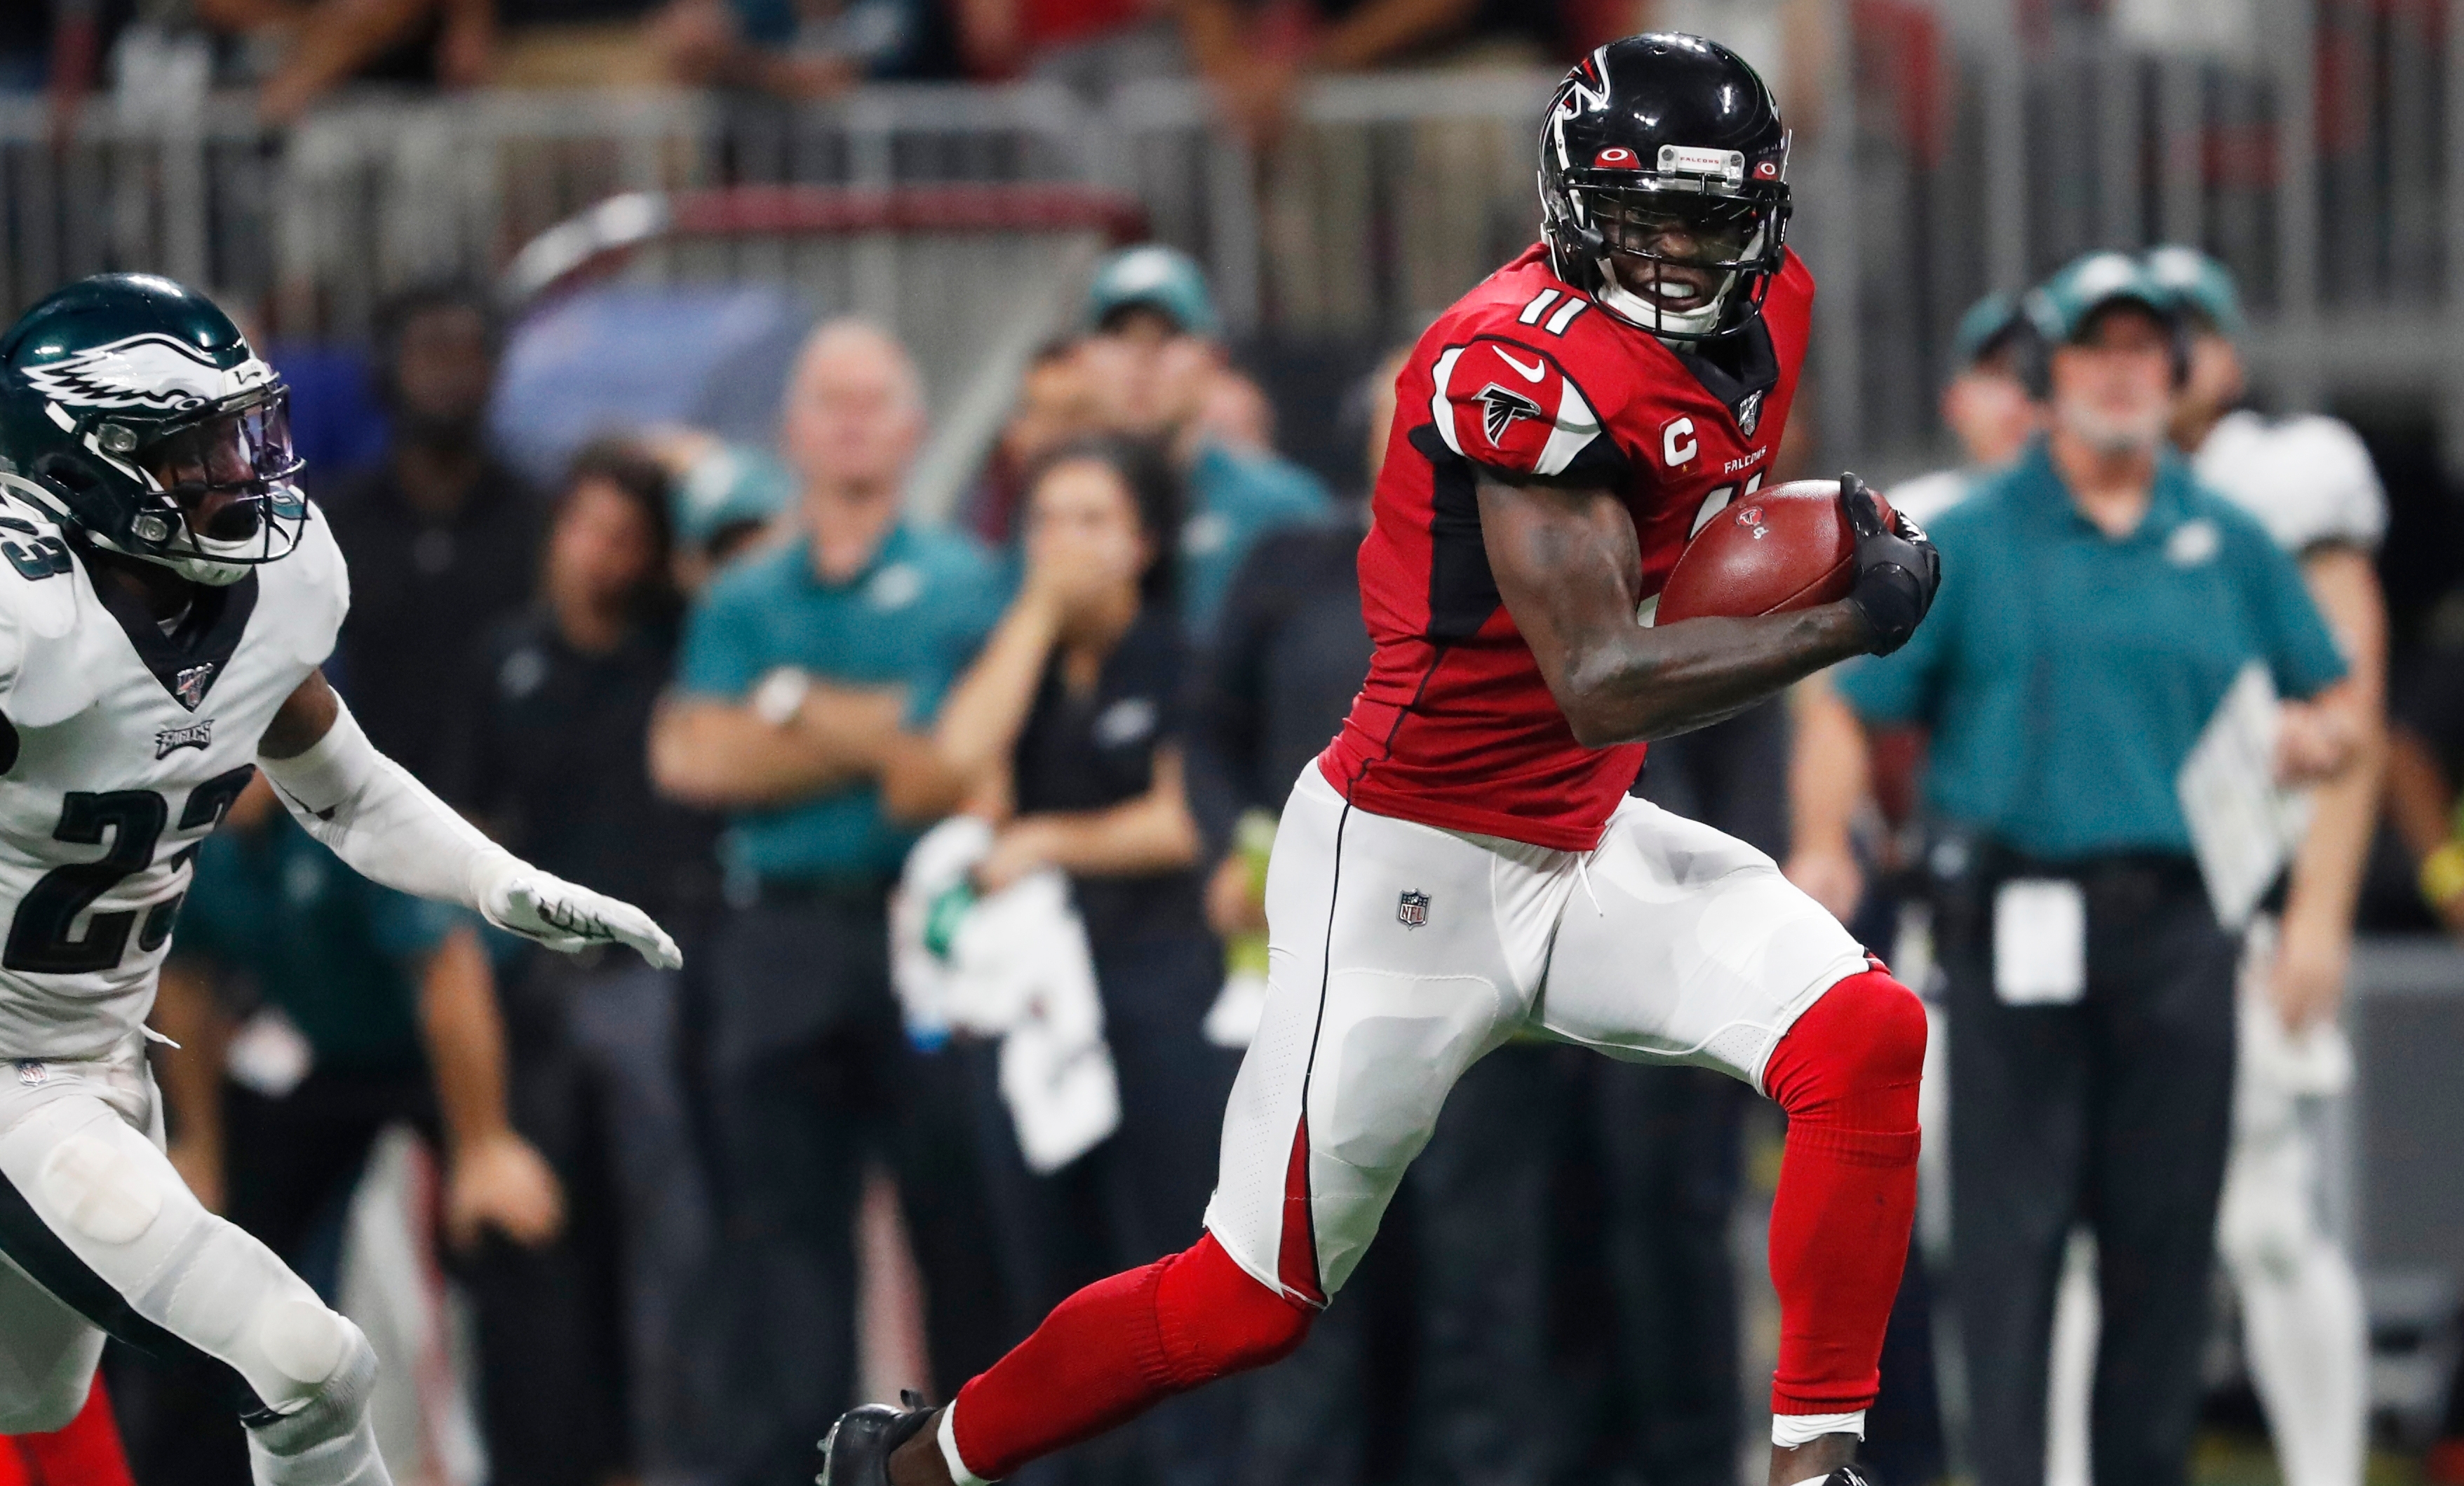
[1396,890,1431,929]
[173,663,215,710]
[1735,389,1765,438]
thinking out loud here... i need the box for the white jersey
[2193,410,2387,555]
[0,487,346,1060]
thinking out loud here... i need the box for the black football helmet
[1539,34,1793,342]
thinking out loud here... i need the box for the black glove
[1840,472,1940,656]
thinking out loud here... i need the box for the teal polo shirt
[1835,440,2346,861]
[175,816,465,1072]
[1181,443,1331,637]
[675,522,1009,884]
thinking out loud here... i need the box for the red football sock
[16,1375,135,1486]
[1758,967,1926,1420]
[950,1231,1313,1480]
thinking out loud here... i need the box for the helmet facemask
[117,387,307,586]
[1576,184,1784,339]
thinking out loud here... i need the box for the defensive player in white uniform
[0,275,680,1485]
[2150,244,2385,1486]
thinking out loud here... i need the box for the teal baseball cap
[2024,251,2179,346]
[1086,245,1220,339]
[2142,244,2246,336]
[1953,292,2026,365]
[671,440,793,549]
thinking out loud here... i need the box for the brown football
[1652,479,1892,625]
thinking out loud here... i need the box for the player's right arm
[258,670,682,969]
[1479,473,1934,746]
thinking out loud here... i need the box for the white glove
[471,854,683,970]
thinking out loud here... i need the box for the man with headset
[1792,252,2364,1486]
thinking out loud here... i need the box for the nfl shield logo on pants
[1396,891,1430,929]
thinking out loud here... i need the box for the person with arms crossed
[0,273,678,1486]
[1792,252,2362,1486]
[649,319,1011,1485]
[821,34,1942,1486]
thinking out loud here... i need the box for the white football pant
[0,1037,391,1486]
[1204,760,1871,1302]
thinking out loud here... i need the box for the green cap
[671,441,793,549]
[2024,251,2177,345]
[2142,244,2245,336]
[1952,292,2025,366]
[1086,245,1220,339]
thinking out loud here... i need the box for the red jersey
[1321,243,1816,851]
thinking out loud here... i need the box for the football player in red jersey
[822,33,1941,1486]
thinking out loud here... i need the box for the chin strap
[1595,263,1736,337]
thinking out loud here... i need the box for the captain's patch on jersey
[1428,337,1606,479]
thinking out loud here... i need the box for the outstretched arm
[257,670,682,969]
[1479,473,1934,746]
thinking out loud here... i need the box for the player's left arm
[256,669,683,970]
[1479,472,1936,745]
[2274,544,2389,1029]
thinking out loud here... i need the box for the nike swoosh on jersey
[1494,349,1547,382]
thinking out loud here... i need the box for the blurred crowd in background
[4,0,1662,126]
[7,2,2464,1486]
[34,226,2464,1486]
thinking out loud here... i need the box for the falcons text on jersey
[1321,243,1815,849]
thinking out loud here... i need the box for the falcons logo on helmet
[22,334,271,413]
[1475,384,1547,445]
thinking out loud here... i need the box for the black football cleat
[819,1391,940,1486]
[1819,1466,1880,1486]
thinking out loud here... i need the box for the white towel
[892,818,1121,1173]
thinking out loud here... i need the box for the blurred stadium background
[6,2,2464,1485]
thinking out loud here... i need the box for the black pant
[968,932,1241,1486]
[1589,1060,1746,1486]
[706,893,904,1486]
[1943,851,2237,1486]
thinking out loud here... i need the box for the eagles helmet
[0,274,306,586]
[1539,34,1792,341]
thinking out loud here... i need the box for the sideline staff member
[1793,252,2361,1486]
[649,320,1008,1485]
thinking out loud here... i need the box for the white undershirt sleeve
[258,694,682,968]
[255,693,513,909]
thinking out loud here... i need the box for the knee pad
[1763,969,1927,1129]
[0,1369,93,1435]
[135,1209,356,1414]
[245,1323,386,1486]
[2219,1146,2311,1280]
[1152,1233,1314,1389]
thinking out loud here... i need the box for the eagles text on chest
[155,717,214,758]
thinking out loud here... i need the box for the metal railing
[4,0,2459,473]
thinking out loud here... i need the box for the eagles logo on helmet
[1537,34,1793,342]
[0,274,308,587]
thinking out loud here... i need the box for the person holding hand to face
[901,437,1237,1486]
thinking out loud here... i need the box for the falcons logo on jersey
[1475,384,1547,445]
[21,335,273,414]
